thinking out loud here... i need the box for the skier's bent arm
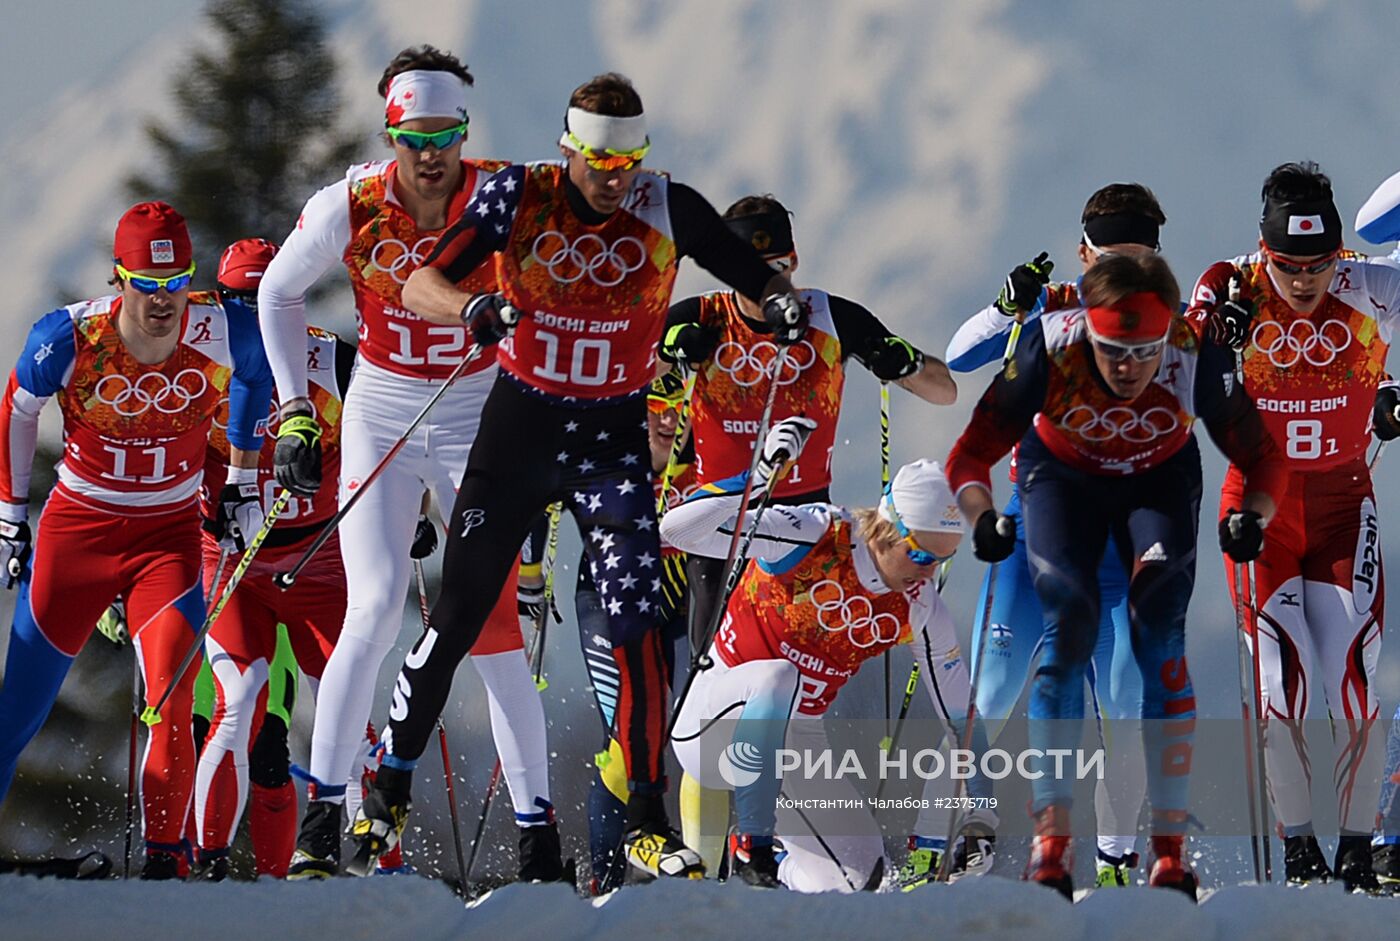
[258,181,351,406]
[896,356,957,405]
[1194,341,1284,523]
[400,266,474,325]
[659,472,827,564]
[668,183,791,304]
[0,310,77,513]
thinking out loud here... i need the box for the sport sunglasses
[1261,244,1339,276]
[385,121,469,152]
[116,263,196,294]
[883,488,955,567]
[1089,333,1167,364]
[565,130,651,172]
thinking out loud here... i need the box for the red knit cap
[113,201,192,270]
[1085,291,1173,343]
[217,238,279,291]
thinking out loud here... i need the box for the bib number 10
[532,329,625,387]
[1284,419,1338,460]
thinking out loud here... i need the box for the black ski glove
[660,322,721,365]
[1205,276,1255,352]
[971,510,1016,563]
[1373,385,1400,442]
[273,409,322,497]
[1218,508,1265,563]
[460,293,521,347]
[994,252,1053,316]
[762,293,807,346]
[863,336,924,382]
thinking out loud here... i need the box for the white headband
[385,70,468,125]
[560,106,648,153]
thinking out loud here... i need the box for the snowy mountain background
[3,0,1400,888]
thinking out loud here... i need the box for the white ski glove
[0,503,31,589]
[211,466,266,553]
[756,417,818,485]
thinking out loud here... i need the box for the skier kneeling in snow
[663,423,993,892]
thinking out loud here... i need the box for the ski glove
[207,468,266,553]
[1218,508,1265,563]
[756,416,818,485]
[410,515,438,560]
[1373,385,1400,442]
[863,335,924,382]
[274,408,322,496]
[659,322,721,365]
[96,598,129,646]
[994,252,1053,316]
[761,293,807,346]
[1204,276,1255,352]
[0,513,32,589]
[460,293,521,347]
[971,510,1016,563]
[518,583,562,625]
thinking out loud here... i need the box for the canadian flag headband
[385,70,468,126]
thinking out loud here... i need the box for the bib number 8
[1284,419,1338,460]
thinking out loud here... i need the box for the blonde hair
[852,507,901,551]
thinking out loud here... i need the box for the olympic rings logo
[1060,405,1180,443]
[95,369,209,417]
[369,236,439,284]
[530,230,646,286]
[712,340,817,388]
[809,579,902,649]
[1251,318,1353,368]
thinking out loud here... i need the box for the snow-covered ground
[2,873,1397,941]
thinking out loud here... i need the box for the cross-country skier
[942,182,1164,886]
[257,46,556,880]
[663,422,989,891]
[379,71,805,880]
[0,202,273,879]
[946,252,1286,899]
[1191,162,1400,890]
[1355,167,1400,892]
[578,368,696,893]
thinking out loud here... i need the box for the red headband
[1085,291,1173,342]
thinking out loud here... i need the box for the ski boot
[896,835,943,892]
[1333,834,1379,894]
[519,822,567,883]
[139,848,184,881]
[287,799,342,880]
[1026,805,1073,900]
[347,766,412,877]
[1147,835,1197,900]
[1283,834,1333,886]
[200,849,230,882]
[622,794,705,880]
[949,820,996,881]
[1374,841,1400,895]
[1095,850,1138,887]
[729,833,781,888]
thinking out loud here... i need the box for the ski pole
[123,657,141,879]
[1245,560,1273,882]
[412,557,468,890]
[656,369,698,519]
[206,548,231,608]
[878,559,954,776]
[142,490,292,726]
[1232,560,1264,883]
[274,344,484,589]
[667,348,791,741]
[880,383,892,748]
[935,559,1000,882]
[1370,439,1388,471]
